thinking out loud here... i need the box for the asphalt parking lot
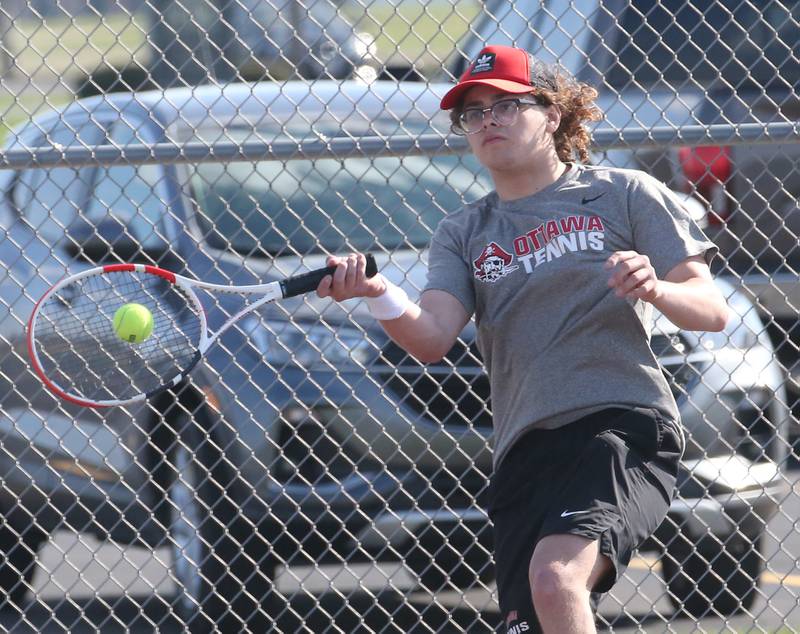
[3,470,800,633]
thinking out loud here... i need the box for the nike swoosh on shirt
[581,192,606,204]
[560,510,588,517]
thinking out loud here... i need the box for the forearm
[377,302,459,363]
[651,278,729,331]
[316,255,468,362]
[363,278,466,362]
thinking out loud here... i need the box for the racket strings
[33,271,203,401]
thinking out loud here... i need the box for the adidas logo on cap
[470,52,496,75]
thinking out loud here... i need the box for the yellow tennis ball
[113,303,154,344]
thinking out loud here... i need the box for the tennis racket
[27,255,377,408]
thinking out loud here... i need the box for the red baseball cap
[441,45,549,110]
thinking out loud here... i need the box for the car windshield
[605,0,800,89]
[188,124,490,256]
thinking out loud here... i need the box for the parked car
[140,0,376,87]
[73,0,378,100]
[450,0,800,434]
[0,80,790,627]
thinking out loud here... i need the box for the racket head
[27,264,206,407]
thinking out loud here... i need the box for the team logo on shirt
[473,242,519,283]
[512,214,606,273]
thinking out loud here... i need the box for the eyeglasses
[451,98,544,136]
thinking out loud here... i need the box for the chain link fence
[0,0,798,631]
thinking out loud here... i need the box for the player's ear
[545,104,561,134]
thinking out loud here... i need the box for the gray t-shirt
[425,163,718,469]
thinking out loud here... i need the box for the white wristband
[365,279,410,321]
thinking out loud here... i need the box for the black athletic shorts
[488,407,684,634]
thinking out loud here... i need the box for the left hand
[604,250,662,303]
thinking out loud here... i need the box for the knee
[529,561,584,606]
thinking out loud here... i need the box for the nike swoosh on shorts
[560,510,587,517]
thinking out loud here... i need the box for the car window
[191,153,491,256]
[84,120,171,249]
[13,121,102,243]
[605,0,800,89]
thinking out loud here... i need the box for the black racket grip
[280,254,378,298]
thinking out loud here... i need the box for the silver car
[0,81,790,627]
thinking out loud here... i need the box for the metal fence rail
[0,0,799,632]
[1,122,800,169]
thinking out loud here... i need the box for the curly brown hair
[449,57,603,164]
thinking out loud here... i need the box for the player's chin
[477,150,514,170]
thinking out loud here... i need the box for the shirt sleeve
[424,217,476,317]
[627,172,719,279]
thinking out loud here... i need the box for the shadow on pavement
[2,591,499,633]
[1,591,676,633]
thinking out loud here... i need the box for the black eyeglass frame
[450,97,546,136]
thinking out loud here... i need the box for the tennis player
[317,45,729,634]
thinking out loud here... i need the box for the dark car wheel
[0,513,47,608]
[662,532,764,617]
[169,443,278,632]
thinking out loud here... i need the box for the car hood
[593,87,709,132]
